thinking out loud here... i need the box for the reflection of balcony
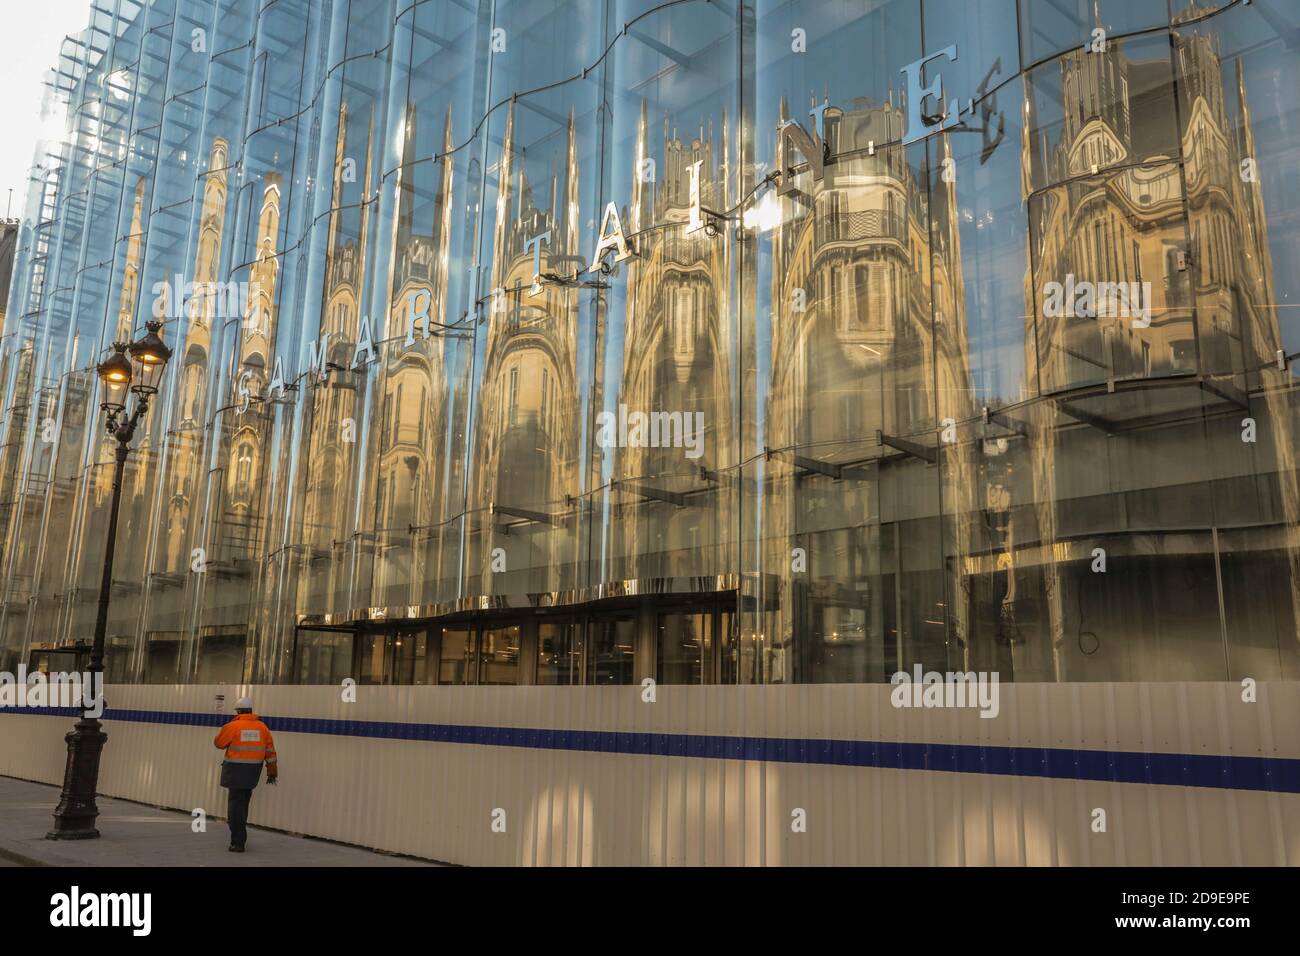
[221,508,264,558]
[390,422,422,447]
[818,209,904,244]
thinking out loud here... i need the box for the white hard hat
[236,696,254,711]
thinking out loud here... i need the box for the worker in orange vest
[213,696,278,852]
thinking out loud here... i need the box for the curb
[0,775,449,866]
[0,845,50,867]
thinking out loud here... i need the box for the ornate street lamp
[48,320,171,840]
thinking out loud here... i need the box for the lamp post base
[46,716,107,840]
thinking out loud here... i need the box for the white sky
[0,1,99,220]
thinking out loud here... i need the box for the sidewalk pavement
[0,776,437,867]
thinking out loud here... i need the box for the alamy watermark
[595,404,705,459]
[0,667,104,718]
[890,666,1000,719]
[151,273,251,323]
[1042,275,1152,328]
[50,886,151,936]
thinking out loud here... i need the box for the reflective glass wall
[1,0,1297,685]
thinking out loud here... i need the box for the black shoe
[228,845,245,853]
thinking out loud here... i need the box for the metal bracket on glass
[981,406,1029,437]
[766,446,845,480]
[612,480,688,507]
[491,503,561,535]
[1197,376,1250,412]
[626,27,692,68]
[1053,398,1118,435]
[876,431,937,464]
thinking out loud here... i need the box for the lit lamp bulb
[96,344,132,417]
[127,319,173,395]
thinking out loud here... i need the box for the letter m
[101,894,129,926]
[1097,282,1123,318]
[950,671,977,708]
[214,281,243,320]
[305,333,331,380]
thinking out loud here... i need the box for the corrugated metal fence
[2,682,1297,865]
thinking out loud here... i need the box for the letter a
[589,202,632,273]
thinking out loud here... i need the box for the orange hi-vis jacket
[214,712,278,774]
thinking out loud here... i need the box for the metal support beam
[1054,399,1118,435]
[876,430,937,464]
[766,447,844,480]
[627,28,692,68]
[613,480,688,507]
[490,503,560,526]
[1199,376,1250,412]
[982,406,1030,437]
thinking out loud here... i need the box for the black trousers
[227,788,253,847]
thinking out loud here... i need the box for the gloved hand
[267,775,278,786]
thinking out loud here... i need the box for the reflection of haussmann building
[0,0,1297,867]
[0,0,1295,689]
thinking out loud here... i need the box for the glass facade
[0,0,1297,686]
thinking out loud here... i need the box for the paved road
[0,775,437,867]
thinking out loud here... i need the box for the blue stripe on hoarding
[6,705,1298,794]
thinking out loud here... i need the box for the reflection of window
[391,631,428,685]
[508,366,519,425]
[829,267,854,331]
[438,629,473,684]
[675,288,694,352]
[537,621,581,685]
[478,626,521,685]
[587,617,635,685]
[854,265,870,328]
[391,383,403,444]
[235,443,253,487]
[824,192,843,240]
[657,612,705,684]
[540,367,549,430]
[182,363,203,424]
[871,264,888,329]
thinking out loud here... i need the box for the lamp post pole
[47,322,169,840]
[46,402,148,839]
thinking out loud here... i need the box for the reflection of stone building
[90,176,151,512]
[226,170,282,564]
[613,100,734,580]
[1030,40,1194,388]
[3,0,1296,695]
[1177,28,1299,642]
[374,103,454,604]
[298,101,373,610]
[966,27,1295,681]
[769,98,932,444]
[115,177,147,343]
[163,138,228,574]
[765,96,955,682]
[468,102,582,593]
